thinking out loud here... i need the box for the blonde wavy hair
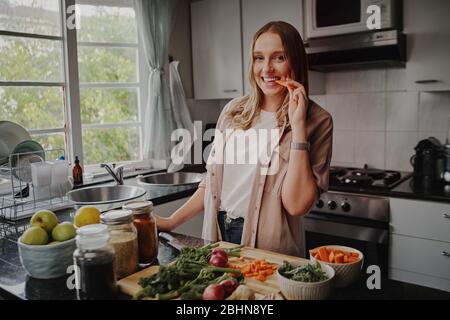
[225,21,309,130]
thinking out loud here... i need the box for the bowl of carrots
[309,245,364,288]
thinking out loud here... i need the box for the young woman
[157,21,333,257]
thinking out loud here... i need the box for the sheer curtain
[134,0,192,170]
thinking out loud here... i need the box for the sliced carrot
[275,79,289,87]
[334,253,344,264]
[328,251,335,263]
[318,247,329,262]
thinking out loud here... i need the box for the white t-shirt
[220,110,279,219]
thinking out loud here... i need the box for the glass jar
[123,201,159,266]
[73,224,117,300]
[101,210,138,279]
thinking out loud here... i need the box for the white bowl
[277,262,335,300]
[309,245,364,288]
[18,237,76,279]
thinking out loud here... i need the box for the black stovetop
[329,166,413,193]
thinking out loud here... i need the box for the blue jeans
[218,211,243,245]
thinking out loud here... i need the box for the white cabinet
[405,0,450,91]
[191,0,325,99]
[389,197,450,292]
[154,197,204,238]
[191,0,243,99]
[390,198,450,242]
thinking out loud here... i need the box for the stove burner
[352,168,386,180]
[343,175,374,186]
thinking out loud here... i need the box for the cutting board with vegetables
[117,241,308,299]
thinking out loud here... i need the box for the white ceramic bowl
[277,262,335,300]
[18,237,76,279]
[309,245,364,288]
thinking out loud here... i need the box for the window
[76,0,142,166]
[0,0,143,168]
[0,0,66,152]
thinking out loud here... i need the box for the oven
[304,0,401,39]
[304,191,390,278]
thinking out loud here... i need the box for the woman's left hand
[285,79,308,128]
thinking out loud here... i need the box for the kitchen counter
[330,176,450,204]
[1,226,450,300]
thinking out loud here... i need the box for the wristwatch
[290,141,310,152]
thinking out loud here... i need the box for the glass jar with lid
[123,201,159,266]
[101,210,138,279]
[73,224,117,300]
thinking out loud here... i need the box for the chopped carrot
[328,251,335,263]
[313,247,361,264]
[334,253,344,264]
[230,259,278,282]
[318,247,329,262]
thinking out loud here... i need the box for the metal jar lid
[101,209,134,225]
[123,200,153,215]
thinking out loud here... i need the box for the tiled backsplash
[186,69,450,172]
[311,69,450,172]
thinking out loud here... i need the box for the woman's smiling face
[253,32,291,100]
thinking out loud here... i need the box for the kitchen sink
[137,172,204,187]
[67,185,146,211]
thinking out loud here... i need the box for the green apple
[30,210,59,233]
[48,241,61,245]
[51,222,76,242]
[21,226,49,245]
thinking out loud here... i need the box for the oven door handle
[304,214,389,245]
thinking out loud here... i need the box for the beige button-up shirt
[199,97,333,257]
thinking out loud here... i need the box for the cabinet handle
[443,213,450,219]
[442,251,450,258]
[223,89,238,93]
[415,80,439,84]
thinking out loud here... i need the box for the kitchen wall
[311,69,450,171]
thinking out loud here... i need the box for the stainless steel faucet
[100,163,125,185]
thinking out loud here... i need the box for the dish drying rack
[0,148,72,239]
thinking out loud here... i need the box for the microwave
[304,0,401,39]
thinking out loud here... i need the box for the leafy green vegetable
[279,261,329,283]
[134,244,244,300]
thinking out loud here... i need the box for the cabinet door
[389,197,450,243]
[191,0,243,99]
[405,0,450,91]
[390,234,450,289]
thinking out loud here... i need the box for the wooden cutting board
[117,241,308,299]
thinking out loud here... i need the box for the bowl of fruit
[18,210,77,279]
[309,245,364,288]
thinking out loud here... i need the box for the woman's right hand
[155,215,175,232]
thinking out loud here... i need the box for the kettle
[410,137,445,189]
